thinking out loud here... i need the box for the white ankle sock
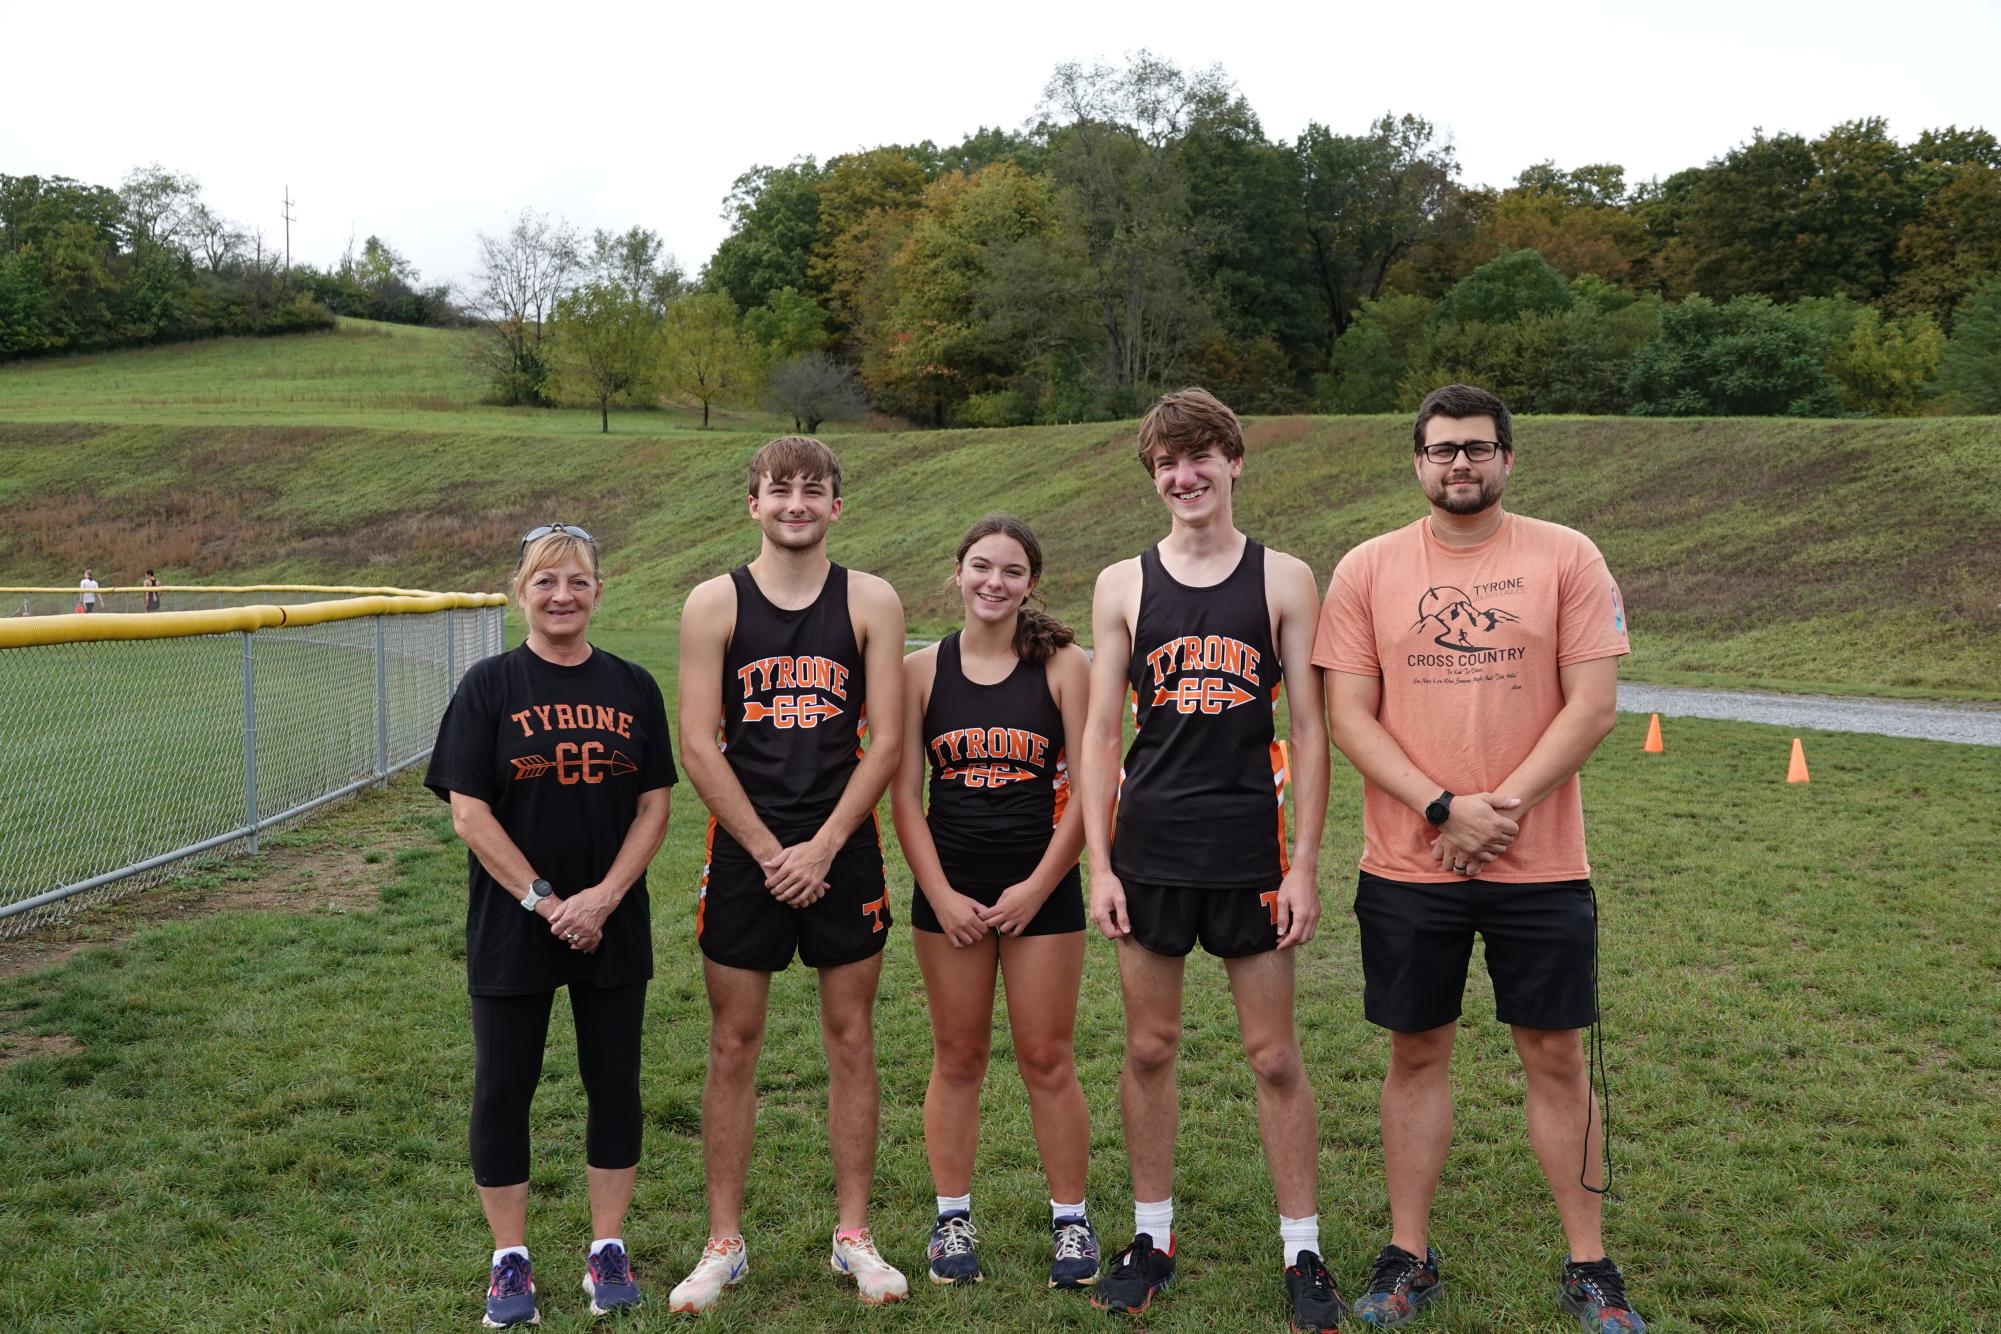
[1051,1197,1087,1222]
[1134,1198,1173,1240]
[1280,1213,1320,1265]
[492,1245,528,1266]
[937,1192,972,1217]
[590,1237,622,1257]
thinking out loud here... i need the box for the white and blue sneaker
[667,1236,747,1314]
[831,1227,909,1304]
[927,1211,983,1285]
[483,1252,538,1328]
[1049,1214,1101,1288]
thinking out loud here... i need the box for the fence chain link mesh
[0,603,504,937]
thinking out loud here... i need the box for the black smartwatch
[1424,791,1455,827]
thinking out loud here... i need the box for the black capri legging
[469,982,647,1187]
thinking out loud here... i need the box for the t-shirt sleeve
[424,663,499,804]
[637,668,677,792]
[1311,549,1380,675]
[1555,536,1631,666]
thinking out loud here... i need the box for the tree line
[513,54,1997,425]
[0,165,454,358]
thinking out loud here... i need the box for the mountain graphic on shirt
[1411,585,1522,652]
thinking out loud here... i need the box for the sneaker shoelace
[1569,1258,1632,1310]
[933,1216,978,1258]
[1294,1255,1335,1301]
[1111,1237,1157,1278]
[594,1246,632,1285]
[1368,1247,1427,1297]
[842,1230,892,1268]
[1053,1222,1094,1261]
[493,1254,532,1298]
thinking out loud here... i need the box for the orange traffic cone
[1643,714,1663,753]
[1786,738,1810,783]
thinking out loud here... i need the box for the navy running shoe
[1286,1249,1346,1332]
[483,1252,538,1328]
[927,1210,983,1284]
[1049,1214,1101,1288]
[1352,1244,1442,1327]
[1559,1256,1647,1333]
[1091,1232,1175,1315]
[583,1242,642,1315]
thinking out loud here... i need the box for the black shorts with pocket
[1124,881,1278,959]
[698,821,892,972]
[1353,872,1597,1032]
[911,843,1085,938]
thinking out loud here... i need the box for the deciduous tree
[552,281,659,433]
[660,291,749,428]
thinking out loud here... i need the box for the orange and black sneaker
[1091,1232,1175,1315]
[1286,1249,1346,1332]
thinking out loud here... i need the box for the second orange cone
[1787,738,1810,783]
[1643,714,1663,753]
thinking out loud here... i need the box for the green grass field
[3,322,1998,699]
[2,702,1995,1331]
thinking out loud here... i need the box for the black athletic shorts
[698,822,892,972]
[911,846,1085,938]
[1353,873,1597,1033]
[1124,881,1278,959]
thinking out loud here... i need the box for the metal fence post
[375,616,389,783]
[241,631,259,854]
[445,608,457,689]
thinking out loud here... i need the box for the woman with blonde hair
[425,523,675,1327]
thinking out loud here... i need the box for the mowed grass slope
[3,322,1998,698]
[1,710,1996,1331]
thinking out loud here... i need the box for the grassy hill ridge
[3,324,1997,699]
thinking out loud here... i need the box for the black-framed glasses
[1415,441,1506,465]
[519,523,597,551]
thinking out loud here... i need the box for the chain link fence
[0,594,505,937]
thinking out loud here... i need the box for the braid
[1013,603,1076,665]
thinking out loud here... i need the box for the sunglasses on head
[519,523,597,551]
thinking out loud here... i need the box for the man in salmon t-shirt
[1315,385,1647,1334]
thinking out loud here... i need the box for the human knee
[1514,1026,1585,1078]
[1387,1027,1455,1079]
[1124,1025,1180,1077]
[708,1016,765,1074]
[822,1013,878,1072]
[1014,1038,1078,1095]
[931,1032,991,1086]
[1243,1033,1305,1089]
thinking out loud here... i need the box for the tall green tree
[1939,278,2001,413]
[551,281,659,433]
[1296,113,1459,349]
[660,291,750,428]
[1627,295,1842,416]
[704,160,823,314]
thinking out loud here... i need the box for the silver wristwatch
[521,878,554,912]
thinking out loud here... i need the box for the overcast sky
[8,0,1997,294]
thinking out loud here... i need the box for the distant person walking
[78,569,100,613]
[425,523,676,1328]
[1317,384,1643,1332]
[142,570,161,612]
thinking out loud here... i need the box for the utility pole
[281,186,295,282]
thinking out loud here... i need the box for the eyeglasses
[1415,441,1506,465]
[519,523,597,551]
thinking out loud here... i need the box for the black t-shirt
[425,644,676,996]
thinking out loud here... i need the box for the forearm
[1496,702,1617,813]
[592,795,671,904]
[1078,726,1122,873]
[813,742,897,852]
[682,743,778,858]
[1286,718,1330,872]
[454,809,541,899]
[889,783,957,907]
[1330,709,1445,817]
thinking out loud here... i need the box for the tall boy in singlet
[670,436,911,1311]
[1078,388,1342,1331]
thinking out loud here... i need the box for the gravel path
[1618,683,2001,748]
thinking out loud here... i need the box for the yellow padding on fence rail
[0,584,446,596]
[0,591,505,649]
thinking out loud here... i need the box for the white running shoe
[829,1228,909,1305]
[667,1236,748,1314]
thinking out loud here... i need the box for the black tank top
[1112,539,1288,889]
[922,633,1070,862]
[720,563,867,838]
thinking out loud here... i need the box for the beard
[1428,475,1504,515]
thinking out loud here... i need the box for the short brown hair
[747,435,843,497]
[1413,384,1513,453]
[1136,387,1244,472]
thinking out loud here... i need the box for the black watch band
[1424,791,1455,827]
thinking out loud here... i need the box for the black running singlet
[922,632,1071,864]
[1112,539,1288,889]
[719,563,867,838]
